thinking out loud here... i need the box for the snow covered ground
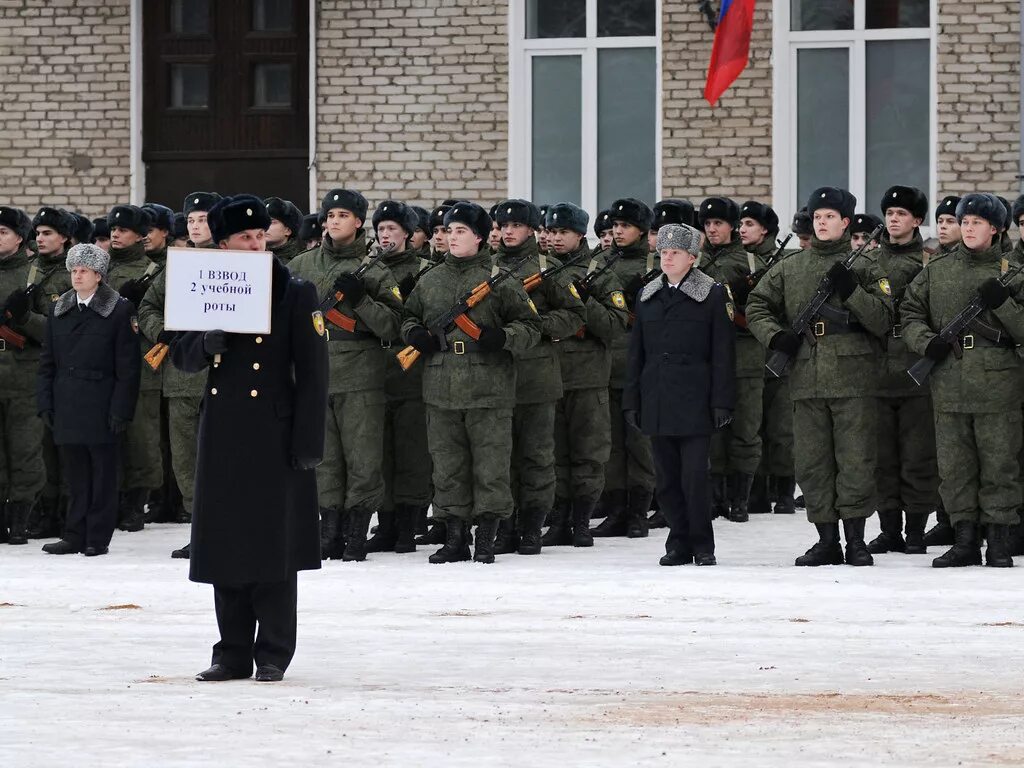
[3,516,1024,767]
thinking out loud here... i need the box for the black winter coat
[623,269,736,436]
[172,258,329,585]
[37,283,141,445]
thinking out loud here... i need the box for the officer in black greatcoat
[171,195,328,683]
[623,224,736,566]
[37,243,141,556]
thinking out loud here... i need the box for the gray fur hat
[656,223,703,255]
[66,243,110,276]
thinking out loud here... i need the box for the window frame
[771,0,937,234]
[507,0,662,216]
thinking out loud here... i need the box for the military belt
[810,319,865,337]
[328,327,391,348]
[958,333,1016,350]
[443,340,484,355]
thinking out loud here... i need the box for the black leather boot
[429,519,472,564]
[365,509,397,553]
[773,476,796,514]
[710,474,729,519]
[416,516,446,546]
[26,496,60,539]
[727,473,754,523]
[647,508,668,528]
[171,542,191,559]
[493,512,520,554]
[1010,520,1024,557]
[517,509,545,555]
[867,510,906,554]
[393,505,417,553]
[118,489,147,532]
[473,518,500,564]
[6,501,31,545]
[985,524,1014,568]
[572,499,595,548]
[924,507,954,546]
[626,487,652,538]
[542,498,573,546]
[932,520,982,568]
[342,509,373,562]
[415,506,428,535]
[904,512,928,554]
[748,474,771,514]
[591,492,608,519]
[319,507,342,560]
[842,517,874,566]
[42,538,81,555]
[592,489,627,537]
[794,523,843,566]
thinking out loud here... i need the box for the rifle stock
[144,342,170,371]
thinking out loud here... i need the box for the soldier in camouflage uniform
[594,198,657,539]
[264,197,304,265]
[698,197,767,523]
[409,206,432,258]
[92,218,111,251]
[866,186,941,556]
[901,193,1024,568]
[491,199,585,555]
[747,187,892,567]
[429,201,455,261]
[0,206,47,544]
[595,210,614,252]
[299,213,322,251]
[363,200,432,554]
[401,201,541,563]
[546,202,628,546]
[288,188,403,563]
[850,214,883,253]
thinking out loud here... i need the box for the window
[252,0,293,33]
[169,0,210,36]
[510,0,660,217]
[773,0,934,232]
[169,63,209,109]
[252,63,292,108]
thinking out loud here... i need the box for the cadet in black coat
[37,244,141,556]
[171,195,328,683]
[623,224,736,566]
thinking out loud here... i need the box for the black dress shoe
[41,539,81,555]
[84,545,108,557]
[254,664,284,682]
[195,664,251,682]
[694,553,717,566]
[659,550,693,566]
[171,542,190,559]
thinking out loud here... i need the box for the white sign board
[164,248,273,334]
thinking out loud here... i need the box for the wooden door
[143,0,309,211]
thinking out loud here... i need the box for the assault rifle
[396,256,530,371]
[765,223,884,378]
[320,244,396,333]
[572,248,625,339]
[0,266,59,350]
[521,248,592,293]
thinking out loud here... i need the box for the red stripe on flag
[704,0,756,107]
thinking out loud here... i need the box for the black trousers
[212,574,298,673]
[651,434,715,556]
[61,443,120,550]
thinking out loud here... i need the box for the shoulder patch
[878,278,892,296]
[312,310,326,336]
[391,285,402,301]
[51,293,60,303]
[527,298,539,314]
[611,291,626,309]
[724,284,735,301]
[130,315,139,334]
[569,283,580,300]
[726,300,735,322]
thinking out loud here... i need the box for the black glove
[978,277,1010,310]
[769,329,802,357]
[713,408,733,429]
[333,272,366,305]
[292,456,319,471]
[398,274,416,300]
[826,262,858,301]
[3,288,30,322]
[109,416,130,435]
[156,330,176,344]
[118,278,147,307]
[572,279,590,304]
[925,336,952,362]
[40,411,54,430]
[728,278,752,305]
[202,329,228,356]
[407,325,440,354]
[623,409,641,431]
[625,274,644,299]
[477,325,507,352]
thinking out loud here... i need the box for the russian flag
[704,0,756,107]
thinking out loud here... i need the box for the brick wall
[661,0,773,203]
[936,0,1020,200]
[314,0,510,212]
[0,0,131,218]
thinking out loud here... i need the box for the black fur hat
[1011,195,1024,228]
[880,185,928,220]
[935,195,962,224]
[410,205,430,234]
[264,197,303,237]
[207,194,272,243]
[739,200,779,233]
[142,203,174,232]
[698,197,740,227]
[996,196,1012,231]
[320,188,368,223]
[429,203,453,231]
[488,203,500,222]
[91,217,110,241]
[849,213,883,235]
[0,206,32,241]
[443,201,491,242]
[808,187,856,220]
[372,200,418,236]
[594,209,613,237]
[955,193,1005,228]
[33,207,76,238]
[790,207,812,237]
[653,199,696,228]
[107,205,150,236]
[545,202,589,235]
[609,198,654,232]
[70,212,94,243]
[171,212,187,240]
[299,213,321,242]
[182,191,222,215]
[495,199,542,228]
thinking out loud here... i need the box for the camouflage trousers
[604,387,655,493]
[167,395,201,514]
[512,401,556,512]
[0,395,45,502]
[711,374,764,474]
[875,394,940,514]
[554,387,611,505]
[382,396,432,510]
[758,375,794,476]
[318,389,386,513]
[120,389,163,490]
